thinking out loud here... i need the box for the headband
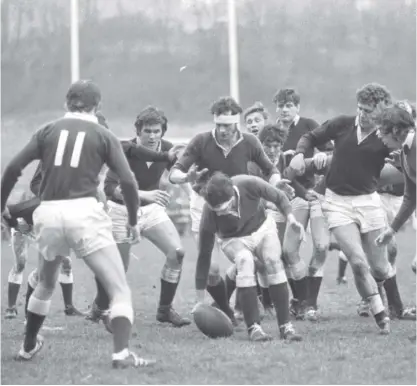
[207,196,234,212]
[213,114,240,124]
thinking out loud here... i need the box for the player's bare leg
[337,251,349,285]
[362,230,415,321]
[5,229,28,319]
[305,208,329,321]
[332,224,390,334]
[142,219,190,327]
[84,244,155,368]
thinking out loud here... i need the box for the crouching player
[194,172,304,342]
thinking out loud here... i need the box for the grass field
[1,228,416,385]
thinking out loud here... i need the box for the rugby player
[274,88,334,321]
[169,96,294,321]
[93,106,190,327]
[1,80,154,368]
[194,172,304,341]
[289,83,407,334]
[244,102,270,136]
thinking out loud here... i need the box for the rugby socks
[238,287,261,328]
[112,317,132,353]
[24,284,34,317]
[24,296,50,352]
[59,273,74,308]
[8,283,20,309]
[159,279,178,307]
[367,293,387,323]
[307,276,322,309]
[261,287,273,308]
[287,278,298,299]
[207,278,234,318]
[383,275,404,315]
[268,283,290,326]
[94,277,110,310]
[256,281,262,298]
[294,276,308,304]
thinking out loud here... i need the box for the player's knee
[314,241,329,257]
[235,252,256,288]
[61,256,72,272]
[370,264,392,281]
[387,243,397,265]
[8,268,23,285]
[110,301,134,324]
[350,254,369,278]
[166,247,185,268]
[208,262,221,286]
[28,270,39,289]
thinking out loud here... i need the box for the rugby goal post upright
[70,0,80,82]
[227,0,240,103]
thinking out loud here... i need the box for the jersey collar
[211,129,244,157]
[64,112,98,124]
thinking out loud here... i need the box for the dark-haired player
[273,88,333,321]
[93,106,190,327]
[194,172,304,341]
[1,80,154,368]
[290,83,406,334]
[169,96,294,321]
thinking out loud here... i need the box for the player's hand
[304,189,322,202]
[375,227,395,246]
[191,290,206,314]
[287,213,305,240]
[289,153,305,176]
[385,150,402,167]
[284,149,296,157]
[126,224,140,244]
[187,165,209,184]
[168,144,187,162]
[140,190,171,207]
[313,152,328,170]
[276,179,295,200]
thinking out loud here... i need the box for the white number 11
[54,130,86,168]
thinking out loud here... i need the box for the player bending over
[169,96,294,322]
[194,172,304,342]
[92,106,190,328]
[1,80,154,368]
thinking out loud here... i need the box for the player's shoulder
[241,132,259,143]
[325,115,356,126]
[299,116,319,128]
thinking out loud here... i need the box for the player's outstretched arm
[1,136,40,212]
[105,134,140,226]
[122,140,171,163]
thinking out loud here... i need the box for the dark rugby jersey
[282,116,334,189]
[172,130,279,192]
[195,175,292,289]
[1,113,139,225]
[105,138,174,205]
[296,115,391,195]
[391,133,416,232]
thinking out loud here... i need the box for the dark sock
[94,277,110,310]
[25,284,34,317]
[207,278,233,318]
[261,287,272,308]
[234,294,241,311]
[269,283,290,327]
[60,283,73,308]
[159,279,178,307]
[338,258,348,278]
[307,276,323,308]
[329,241,340,251]
[24,311,46,352]
[237,286,261,328]
[288,278,298,299]
[294,276,308,303]
[111,316,132,353]
[383,275,404,314]
[8,282,20,308]
[225,275,236,302]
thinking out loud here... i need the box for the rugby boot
[16,335,44,361]
[112,351,156,369]
[248,323,272,342]
[156,305,191,327]
[64,305,87,317]
[5,307,18,319]
[279,322,303,342]
[357,299,370,317]
[85,302,105,323]
[377,316,390,335]
[336,276,347,285]
[305,306,319,322]
[390,306,416,321]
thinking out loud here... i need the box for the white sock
[112,348,129,361]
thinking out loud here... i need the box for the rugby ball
[193,304,234,339]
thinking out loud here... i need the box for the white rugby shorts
[322,189,386,233]
[33,197,115,261]
[379,193,416,232]
[107,200,170,243]
[291,196,323,219]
